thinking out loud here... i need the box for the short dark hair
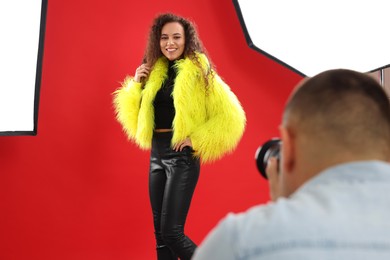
[283,69,390,154]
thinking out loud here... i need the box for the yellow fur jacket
[113,53,246,163]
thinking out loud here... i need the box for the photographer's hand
[266,157,280,202]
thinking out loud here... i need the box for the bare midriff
[154,129,173,133]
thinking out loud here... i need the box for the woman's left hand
[173,137,193,152]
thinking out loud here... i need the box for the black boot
[156,245,177,260]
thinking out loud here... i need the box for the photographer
[192,69,390,259]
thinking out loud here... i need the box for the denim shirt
[193,161,390,260]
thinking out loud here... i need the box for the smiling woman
[113,13,246,260]
[160,22,185,61]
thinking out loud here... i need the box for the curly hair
[143,13,214,87]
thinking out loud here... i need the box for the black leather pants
[149,132,200,260]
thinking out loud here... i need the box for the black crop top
[153,60,176,129]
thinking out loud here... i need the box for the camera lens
[255,138,281,179]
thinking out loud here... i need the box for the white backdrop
[0,0,45,134]
[235,0,390,76]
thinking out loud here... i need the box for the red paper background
[0,0,301,259]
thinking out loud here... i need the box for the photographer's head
[272,69,390,199]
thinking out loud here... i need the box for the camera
[255,138,281,179]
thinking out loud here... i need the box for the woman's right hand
[134,64,150,83]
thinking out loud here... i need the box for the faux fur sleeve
[112,77,143,140]
[190,74,246,163]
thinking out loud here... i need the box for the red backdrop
[0,0,301,259]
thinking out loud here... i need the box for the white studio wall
[234,0,390,77]
[0,0,47,135]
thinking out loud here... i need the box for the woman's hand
[173,137,193,152]
[134,64,150,83]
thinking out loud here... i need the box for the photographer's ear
[279,126,295,175]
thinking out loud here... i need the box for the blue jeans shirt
[193,161,390,260]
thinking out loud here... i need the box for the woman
[113,13,246,260]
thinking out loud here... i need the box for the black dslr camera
[255,138,281,179]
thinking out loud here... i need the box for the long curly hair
[143,13,214,87]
